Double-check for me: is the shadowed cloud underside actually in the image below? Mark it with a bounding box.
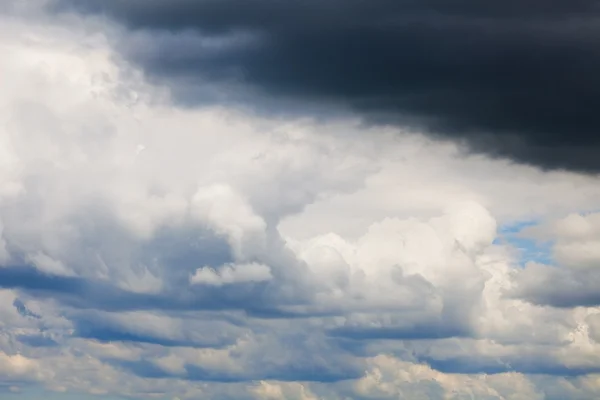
[51,0,600,172]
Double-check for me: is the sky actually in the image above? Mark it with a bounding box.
[1,1,600,399]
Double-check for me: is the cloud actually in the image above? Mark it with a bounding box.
[282,201,499,341]
[355,354,545,400]
[190,262,273,286]
[0,352,40,382]
[12,299,40,320]
[49,0,600,172]
[70,310,242,348]
[250,381,320,400]
[511,212,600,307]
[354,354,600,400]
[16,334,59,348]
[2,6,600,400]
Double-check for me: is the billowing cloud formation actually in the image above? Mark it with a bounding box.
[2,4,600,400]
[49,0,600,172]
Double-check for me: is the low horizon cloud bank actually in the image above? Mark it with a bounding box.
[1,2,600,400]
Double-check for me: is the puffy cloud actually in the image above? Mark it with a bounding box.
[190,263,272,286]
[354,354,544,400]
[282,201,499,342]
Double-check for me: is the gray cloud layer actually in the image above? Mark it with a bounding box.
[51,0,600,172]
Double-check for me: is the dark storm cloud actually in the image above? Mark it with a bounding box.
[50,0,600,172]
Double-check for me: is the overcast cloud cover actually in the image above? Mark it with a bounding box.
[1,1,600,399]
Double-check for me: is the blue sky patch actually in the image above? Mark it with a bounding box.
[495,220,554,266]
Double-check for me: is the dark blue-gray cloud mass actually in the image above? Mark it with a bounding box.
[50,0,600,172]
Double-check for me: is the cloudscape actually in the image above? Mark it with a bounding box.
[1,1,600,399]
